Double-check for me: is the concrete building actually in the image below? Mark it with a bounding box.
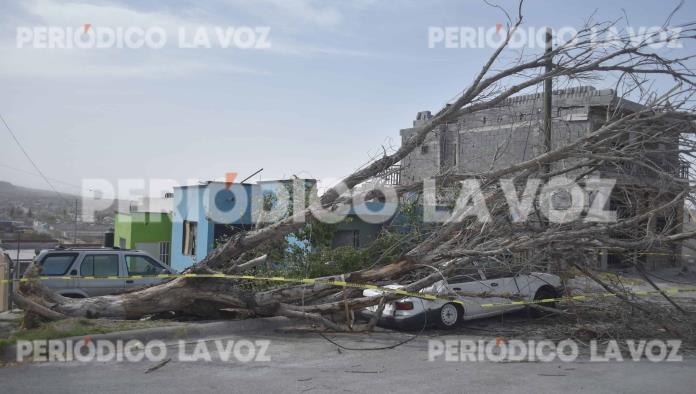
[113,193,174,265]
[170,182,256,270]
[113,212,173,265]
[398,86,686,269]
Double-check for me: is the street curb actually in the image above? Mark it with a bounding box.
[1,317,296,363]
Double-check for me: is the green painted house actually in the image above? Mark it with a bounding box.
[113,212,172,265]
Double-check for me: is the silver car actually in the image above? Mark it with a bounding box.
[361,272,563,330]
[33,247,176,298]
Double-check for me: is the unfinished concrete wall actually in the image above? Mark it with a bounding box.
[399,125,442,185]
[400,86,612,182]
[398,86,684,269]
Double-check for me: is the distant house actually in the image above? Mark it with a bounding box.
[170,180,397,271]
[48,222,112,244]
[0,220,24,234]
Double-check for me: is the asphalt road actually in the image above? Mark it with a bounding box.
[1,319,695,394]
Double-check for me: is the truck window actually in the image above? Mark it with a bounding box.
[80,255,120,277]
[125,255,165,276]
[40,254,78,276]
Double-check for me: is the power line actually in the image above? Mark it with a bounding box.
[0,162,82,190]
[0,112,71,204]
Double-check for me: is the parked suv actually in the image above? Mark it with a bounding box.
[32,247,177,298]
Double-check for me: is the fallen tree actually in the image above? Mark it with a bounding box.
[16,2,696,332]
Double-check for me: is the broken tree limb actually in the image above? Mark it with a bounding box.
[227,254,268,273]
[571,262,683,337]
[528,303,573,316]
[12,292,66,321]
[635,263,689,316]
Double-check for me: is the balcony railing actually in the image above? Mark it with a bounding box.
[378,164,402,185]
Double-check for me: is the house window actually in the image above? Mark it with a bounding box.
[421,145,429,154]
[182,220,197,256]
[159,241,171,265]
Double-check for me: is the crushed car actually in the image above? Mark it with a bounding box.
[360,271,563,330]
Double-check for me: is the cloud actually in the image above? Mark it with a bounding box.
[0,0,382,78]
[222,0,343,28]
[0,46,270,78]
[268,41,378,58]
[0,0,273,78]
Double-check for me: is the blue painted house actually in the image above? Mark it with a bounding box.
[170,180,398,271]
[171,182,256,271]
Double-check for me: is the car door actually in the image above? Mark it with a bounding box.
[480,273,526,314]
[473,261,527,314]
[444,274,502,319]
[447,270,522,318]
[514,272,562,301]
[510,273,536,300]
[124,254,170,290]
[74,253,125,297]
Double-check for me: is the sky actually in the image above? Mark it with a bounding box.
[0,0,694,199]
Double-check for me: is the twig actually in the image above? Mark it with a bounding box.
[145,358,171,374]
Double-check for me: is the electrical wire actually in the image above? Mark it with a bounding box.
[316,300,428,351]
[0,112,70,203]
[0,162,82,190]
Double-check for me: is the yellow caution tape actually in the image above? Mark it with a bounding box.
[4,273,695,309]
[2,273,470,306]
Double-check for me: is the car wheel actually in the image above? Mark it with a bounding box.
[437,303,461,329]
[530,287,557,317]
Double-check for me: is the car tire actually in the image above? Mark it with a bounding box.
[437,303,461,329]
[530,287,557,317]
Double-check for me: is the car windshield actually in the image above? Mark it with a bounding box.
[40,254,77,276]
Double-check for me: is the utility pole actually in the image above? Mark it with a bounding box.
[73,199,78,245]
[16,229,20,263]
[543,27,553,174]
[10,229,21,309]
